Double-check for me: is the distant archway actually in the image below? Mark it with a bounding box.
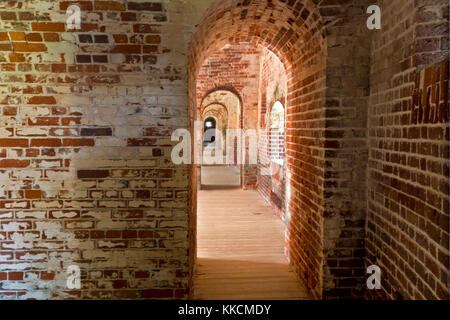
[201,90,241,131]
[203,116,217,146]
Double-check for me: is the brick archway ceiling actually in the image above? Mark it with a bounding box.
[201,91,241,131]
[203,102,229,115]
[201,90,241,115]
[202,103,229,120]
[190,0,325,81]
[200,86,244,111]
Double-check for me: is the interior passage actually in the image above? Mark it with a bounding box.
[193,189,310,300]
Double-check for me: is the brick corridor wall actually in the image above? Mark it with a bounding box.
[196,42,261,188]
[367,0,449,299]
[0,0,209,299]
[320,1,372,299]
[257,48,287,220]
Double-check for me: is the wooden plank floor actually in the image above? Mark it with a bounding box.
[192,189,310,300]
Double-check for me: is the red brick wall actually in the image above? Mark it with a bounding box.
[367,0,449,300]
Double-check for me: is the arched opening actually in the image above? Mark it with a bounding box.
[188,0,327,299]
[199,89,242,189]
[269,101,285,165]
[265,100,287,221]
[201,90,242,163]
[203,116,217,146]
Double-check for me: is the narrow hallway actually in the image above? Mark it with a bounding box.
[192,189,310,300]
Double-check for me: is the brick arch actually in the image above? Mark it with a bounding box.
[202,103,229,128]
[189,0,328,299]
[189,0,327,80]
[201,90,242,130]
[202,105,229,131]
[202,102,229,114]
[200,86,244,113]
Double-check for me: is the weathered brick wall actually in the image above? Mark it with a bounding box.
[367,0,449,299]
[0,0,209,300]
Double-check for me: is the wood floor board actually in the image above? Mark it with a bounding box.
[193,189,311,300]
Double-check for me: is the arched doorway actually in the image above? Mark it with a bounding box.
[268,100,287,219]
[203,116,217,147]
[199,90,243,189]
[188,0,327,299]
